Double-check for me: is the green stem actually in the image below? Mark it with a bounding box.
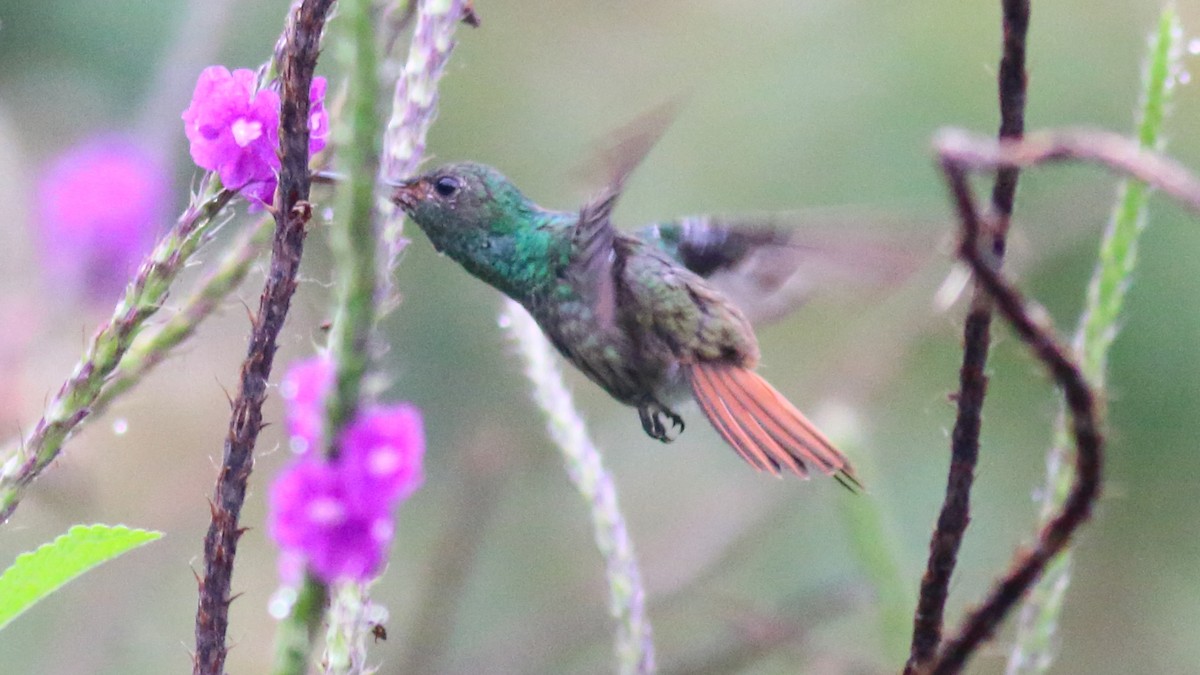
[0,178,232,523]
[269,0,471,668]
[270,0,381,670]
[1007,7,1183,673]
[272,577,327,675]
[93,216,273,418]
[322,0,381,447]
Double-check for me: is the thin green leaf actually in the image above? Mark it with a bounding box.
[0,524,162,631]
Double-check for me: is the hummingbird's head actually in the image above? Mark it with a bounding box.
[390,162,539,239]
[390,162,571,299]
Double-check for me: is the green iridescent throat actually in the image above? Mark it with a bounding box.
[409,164,576,301]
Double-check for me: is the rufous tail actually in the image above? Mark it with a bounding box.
[687,362,861,491]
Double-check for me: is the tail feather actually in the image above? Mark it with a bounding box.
[687,362,861,490]
[710,366,814,476]
[690,364,805,476]
[718,366,845,473]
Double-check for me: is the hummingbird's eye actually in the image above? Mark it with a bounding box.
[433,175,462,198]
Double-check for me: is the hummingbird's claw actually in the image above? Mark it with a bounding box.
[638,402,684,443]
[637,406,662,440]
[670,412,685,435]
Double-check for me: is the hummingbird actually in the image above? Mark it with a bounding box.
[389,116,863,490]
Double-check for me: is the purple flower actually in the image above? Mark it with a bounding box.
[307,76,330,155]
[181,66,328,206]
[270,357,425,584]
[269,456,396,583]
[35,135,168,302]
[340,404,425,505]
[280,356,335,453]
[182,66,280,203]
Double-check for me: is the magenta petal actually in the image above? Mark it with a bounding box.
[182,66,281,194]
[308,76,330,155]
[340,403,426,507]
[182,67,238,161]
[268,457,335,548]
[267,455,394,584]
[230,67,259,93]
[270,355,424,585]
[304,512,392,583]
[181,66,233,129]
[34,135,169,302]
[280,356,335,452]
[242,178,278,209]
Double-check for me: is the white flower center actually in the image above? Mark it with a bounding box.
[367,445,402,476]
[288,436,311,455]
[307,497,345,525]
[371,518,394,543]
[309,112,326,135]
[231,117,263,148]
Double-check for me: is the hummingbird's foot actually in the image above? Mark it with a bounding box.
[638,402,685,443]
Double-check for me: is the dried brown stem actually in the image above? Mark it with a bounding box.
[905,1,1028,671]
[902,128,1200,674]
[916,128,1200,671]
[922,152,1103,675]
[192,2,334,673]
[935,128,1200,215]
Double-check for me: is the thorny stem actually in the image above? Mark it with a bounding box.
[924,152,1103,675]
[934,128,1200,214]
[987,0,1030,247]
[0,180,234,523]
[906,1,1028,671]
[905,125,1200,673]
[192,2,333,674]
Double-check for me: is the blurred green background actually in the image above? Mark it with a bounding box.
[1,1,1199,673]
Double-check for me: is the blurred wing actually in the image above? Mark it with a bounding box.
[572,197,619,326]
[571,100,680,327]
[636,214,931,324]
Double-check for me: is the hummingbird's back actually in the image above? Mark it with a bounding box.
[527,232,759,410]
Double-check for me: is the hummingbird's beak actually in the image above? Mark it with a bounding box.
[389,178,425,212]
